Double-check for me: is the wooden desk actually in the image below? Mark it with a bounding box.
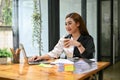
[0,62,110,80]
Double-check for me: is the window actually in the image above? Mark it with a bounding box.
[60,0,81,37]
[18,0,48,57]
[60,0,97,59]
[87,0,97,59]
[0,0,13,48]
[0,0,12,26]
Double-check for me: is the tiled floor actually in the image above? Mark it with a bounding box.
[103,61,120,80]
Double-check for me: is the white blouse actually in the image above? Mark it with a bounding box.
[47,36,74,58]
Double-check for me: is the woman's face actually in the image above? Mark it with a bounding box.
[65,17,80,34]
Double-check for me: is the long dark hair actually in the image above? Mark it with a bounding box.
[65,12,89,36]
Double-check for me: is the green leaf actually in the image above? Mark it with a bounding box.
[0,48,13,57]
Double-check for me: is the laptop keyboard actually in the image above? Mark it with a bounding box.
[28,60,50,65]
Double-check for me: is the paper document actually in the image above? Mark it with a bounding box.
[50,59,74,64]
[39,63,53,68]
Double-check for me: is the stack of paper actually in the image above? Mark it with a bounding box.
[74,59,97,74]
[57,63,64,72]
[50,59,74,64]
[50,59,97,73]
[74,60,91,74]
[51,59,74,72]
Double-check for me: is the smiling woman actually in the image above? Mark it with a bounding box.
[29,13,95,63]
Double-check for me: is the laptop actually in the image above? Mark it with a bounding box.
[19,43,50,65]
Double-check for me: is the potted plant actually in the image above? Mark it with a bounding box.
[0,48,13,64]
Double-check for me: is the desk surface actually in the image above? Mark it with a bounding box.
[0,61,110,80]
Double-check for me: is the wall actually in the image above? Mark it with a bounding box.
[0,27,13,48]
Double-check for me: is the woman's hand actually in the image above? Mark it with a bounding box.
[64,39,85,53]
[63,39,70,48]
[64,39,81,48]
[28,56,42,61]
[28,54,51,61]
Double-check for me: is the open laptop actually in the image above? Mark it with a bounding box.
[19,43,50,65]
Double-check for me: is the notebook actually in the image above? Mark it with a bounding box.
[19,43,50,65]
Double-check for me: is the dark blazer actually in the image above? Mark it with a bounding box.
[65,34,95,59]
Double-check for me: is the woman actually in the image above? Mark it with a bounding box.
[29,12,95,61]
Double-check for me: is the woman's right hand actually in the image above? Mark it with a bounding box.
[28,56,42,61]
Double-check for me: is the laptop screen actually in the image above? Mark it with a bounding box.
[19,43,29,64]
[19,43,50,65]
